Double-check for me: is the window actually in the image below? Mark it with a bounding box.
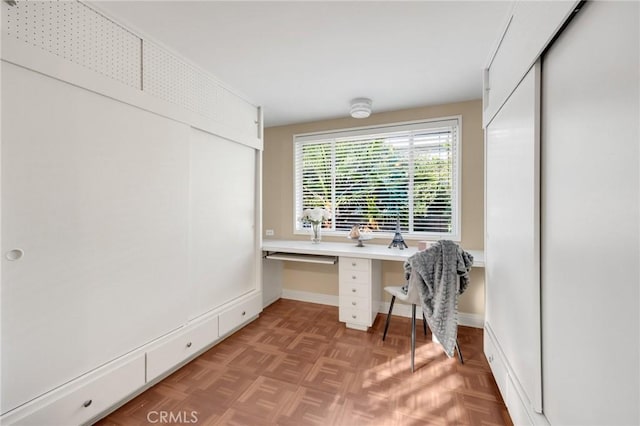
[294,117,460,239]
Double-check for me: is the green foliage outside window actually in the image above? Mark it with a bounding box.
[299,135,453,234]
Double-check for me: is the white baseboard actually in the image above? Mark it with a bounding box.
[281,289,484,328]
[262,292,282,309]
[281,289,339,307]
[378,301,484,328]
[458,312,485,329]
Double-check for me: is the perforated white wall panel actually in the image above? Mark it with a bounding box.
[3,0,142,89]
[2,1,258,143]
[143,40,220,118]
[143,40,256,137]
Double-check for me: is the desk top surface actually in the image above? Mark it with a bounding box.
[262,239,484,267]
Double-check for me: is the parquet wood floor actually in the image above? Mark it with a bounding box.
[95,299,512,426]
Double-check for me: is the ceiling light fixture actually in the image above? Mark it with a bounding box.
[350,98,372,119]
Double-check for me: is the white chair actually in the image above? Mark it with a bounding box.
[382,284,463,372]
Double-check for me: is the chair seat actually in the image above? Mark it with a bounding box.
[384,285,410,302]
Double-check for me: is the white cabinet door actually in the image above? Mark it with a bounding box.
[541,2,639,424]
[1,63,190,414]
[485,63,542,413]
[188,128,258,319]
[483,1,578,126]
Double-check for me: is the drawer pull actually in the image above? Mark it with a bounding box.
[351,262,357,267]
[6,248,24,261]
[488,355,494,363]
[83,399,92,408]
[186,341,192,348]
[352,275,357,280]
[351,301,357,306]
[242,311,246,316]
[351,315,357,319]
[351,288,356,293]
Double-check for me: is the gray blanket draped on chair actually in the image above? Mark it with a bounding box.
[404,240,474,357]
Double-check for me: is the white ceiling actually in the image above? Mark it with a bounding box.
[94,1,511,127]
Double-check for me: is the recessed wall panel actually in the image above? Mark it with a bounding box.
[189,128,257,319]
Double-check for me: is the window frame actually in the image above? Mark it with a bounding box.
[292,116,462,241]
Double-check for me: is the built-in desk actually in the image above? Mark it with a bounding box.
[263,239,484,330]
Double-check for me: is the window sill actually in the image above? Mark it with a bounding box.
[292,230,461,242]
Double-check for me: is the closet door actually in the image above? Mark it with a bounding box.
[1,63,190,413]
[189,128,257,319]
[485,63,542,413]
[541,2,639,424]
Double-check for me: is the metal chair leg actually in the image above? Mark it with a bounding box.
[422,312,428,336]
[455,340,464,364]
[411,304,416,372]
[382,295,395,341]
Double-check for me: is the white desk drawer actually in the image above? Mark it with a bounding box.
[337,256,377,330]
[340,294,370,312]
[339,306,370,325]
[339,257,370,273]
[339,269,370,285]
[219,293,262,337]
[339,282,369,298]
[147,314,219,382]
[4,355,144,426]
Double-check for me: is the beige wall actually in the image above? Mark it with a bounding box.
[263,100,485,316]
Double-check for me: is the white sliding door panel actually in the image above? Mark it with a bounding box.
[485,64,541,412]
[1,63,190,413]
[189,128,256,319]
[541,2,639,424]
[484,0,578,126]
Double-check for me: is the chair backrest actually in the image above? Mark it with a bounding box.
[404,240,470,307]
[405,272,424,305]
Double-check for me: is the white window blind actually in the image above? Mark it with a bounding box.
[294,118,460,238]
